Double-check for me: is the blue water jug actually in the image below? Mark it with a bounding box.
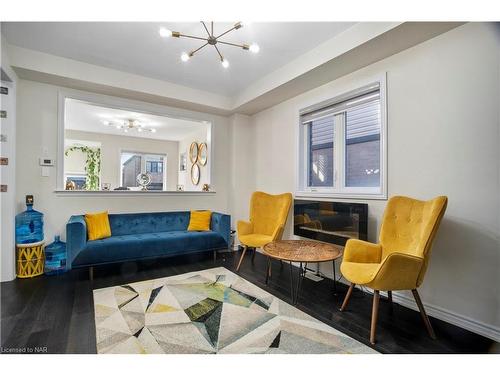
[45,235,67,275]
[15,195,44,244]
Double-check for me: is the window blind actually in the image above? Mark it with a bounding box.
[310,115,334,150]
[300,83,380,124]
[346,98,381,141]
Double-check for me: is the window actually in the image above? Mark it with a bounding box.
[120,152,166,190]
[146,161,163,174]
[64,174,87,190]
[298,78,386,199]
[308,116,334,187]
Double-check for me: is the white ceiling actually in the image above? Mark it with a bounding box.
[65,99,207,141]
[1,22,355,96]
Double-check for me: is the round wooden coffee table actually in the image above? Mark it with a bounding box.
[262,240,343,304]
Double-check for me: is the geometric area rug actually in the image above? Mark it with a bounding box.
[93,267,377,354]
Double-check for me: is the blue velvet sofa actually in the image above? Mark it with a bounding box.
[66,211,230,275]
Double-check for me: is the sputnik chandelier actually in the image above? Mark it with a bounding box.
[103,119,156,134]
[158,22,259,68]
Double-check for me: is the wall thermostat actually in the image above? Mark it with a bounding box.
[39,157,55,166]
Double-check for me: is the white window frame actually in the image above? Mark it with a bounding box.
[119,150,167,190]
[296,73,387,200]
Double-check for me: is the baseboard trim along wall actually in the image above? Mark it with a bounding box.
[390,291,500,343]
[274,249,500,343]
[346,279,500,343]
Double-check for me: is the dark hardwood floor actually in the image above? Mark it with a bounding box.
[1,250,495,354]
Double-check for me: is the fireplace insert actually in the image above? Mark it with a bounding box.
[293,199,368,246]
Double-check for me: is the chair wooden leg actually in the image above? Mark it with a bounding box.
[340,283,355,311]
[265,257,271,284]
[236,245,248,271]
[387,290,393,313]
[370,290,380,345]
[251,247,256,263]
[412,289,437,339]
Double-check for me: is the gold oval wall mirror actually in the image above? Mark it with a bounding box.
[198,142,208,166]
[189,142,199,163]
[191,163,200,185]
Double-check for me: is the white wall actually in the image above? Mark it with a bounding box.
[248,23,500,339]
[1,33,18,282]
[65,129,179,191]
[15,79,231,256]
[228,114,256,227]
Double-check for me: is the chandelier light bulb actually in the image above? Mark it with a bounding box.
[249,43,260,53]
[137,128,143,132]
[151,129,157,133]
[159,27,172,38]
[123,129,128,133]
[221,59,229,68]
[115,125,121,129]
[181,52,190,62]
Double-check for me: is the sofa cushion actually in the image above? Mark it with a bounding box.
[108,212,190,236]
[72,230,226,267]
[85,211,111,240]
[188,210,212,231]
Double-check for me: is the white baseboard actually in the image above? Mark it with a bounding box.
[390,291,500,343]
[341,279,500,343]
[261,249,500,343]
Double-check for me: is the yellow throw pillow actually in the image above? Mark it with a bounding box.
[188,210,212,231]
[85,211,112,241]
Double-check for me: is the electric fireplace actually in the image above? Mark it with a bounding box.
[293,199,368,246]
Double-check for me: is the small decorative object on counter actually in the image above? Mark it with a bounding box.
[15,195,44,244]
[45,235,67,275]
[65,180,76,190]
[202,183,210,192]
[136,173,152,191]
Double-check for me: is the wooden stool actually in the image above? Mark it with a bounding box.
[16,241,45,278]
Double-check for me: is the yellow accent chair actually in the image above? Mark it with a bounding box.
[236,191,293,271]
[339,195,448,344]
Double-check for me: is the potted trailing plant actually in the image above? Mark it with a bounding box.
[65,146,101,190]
